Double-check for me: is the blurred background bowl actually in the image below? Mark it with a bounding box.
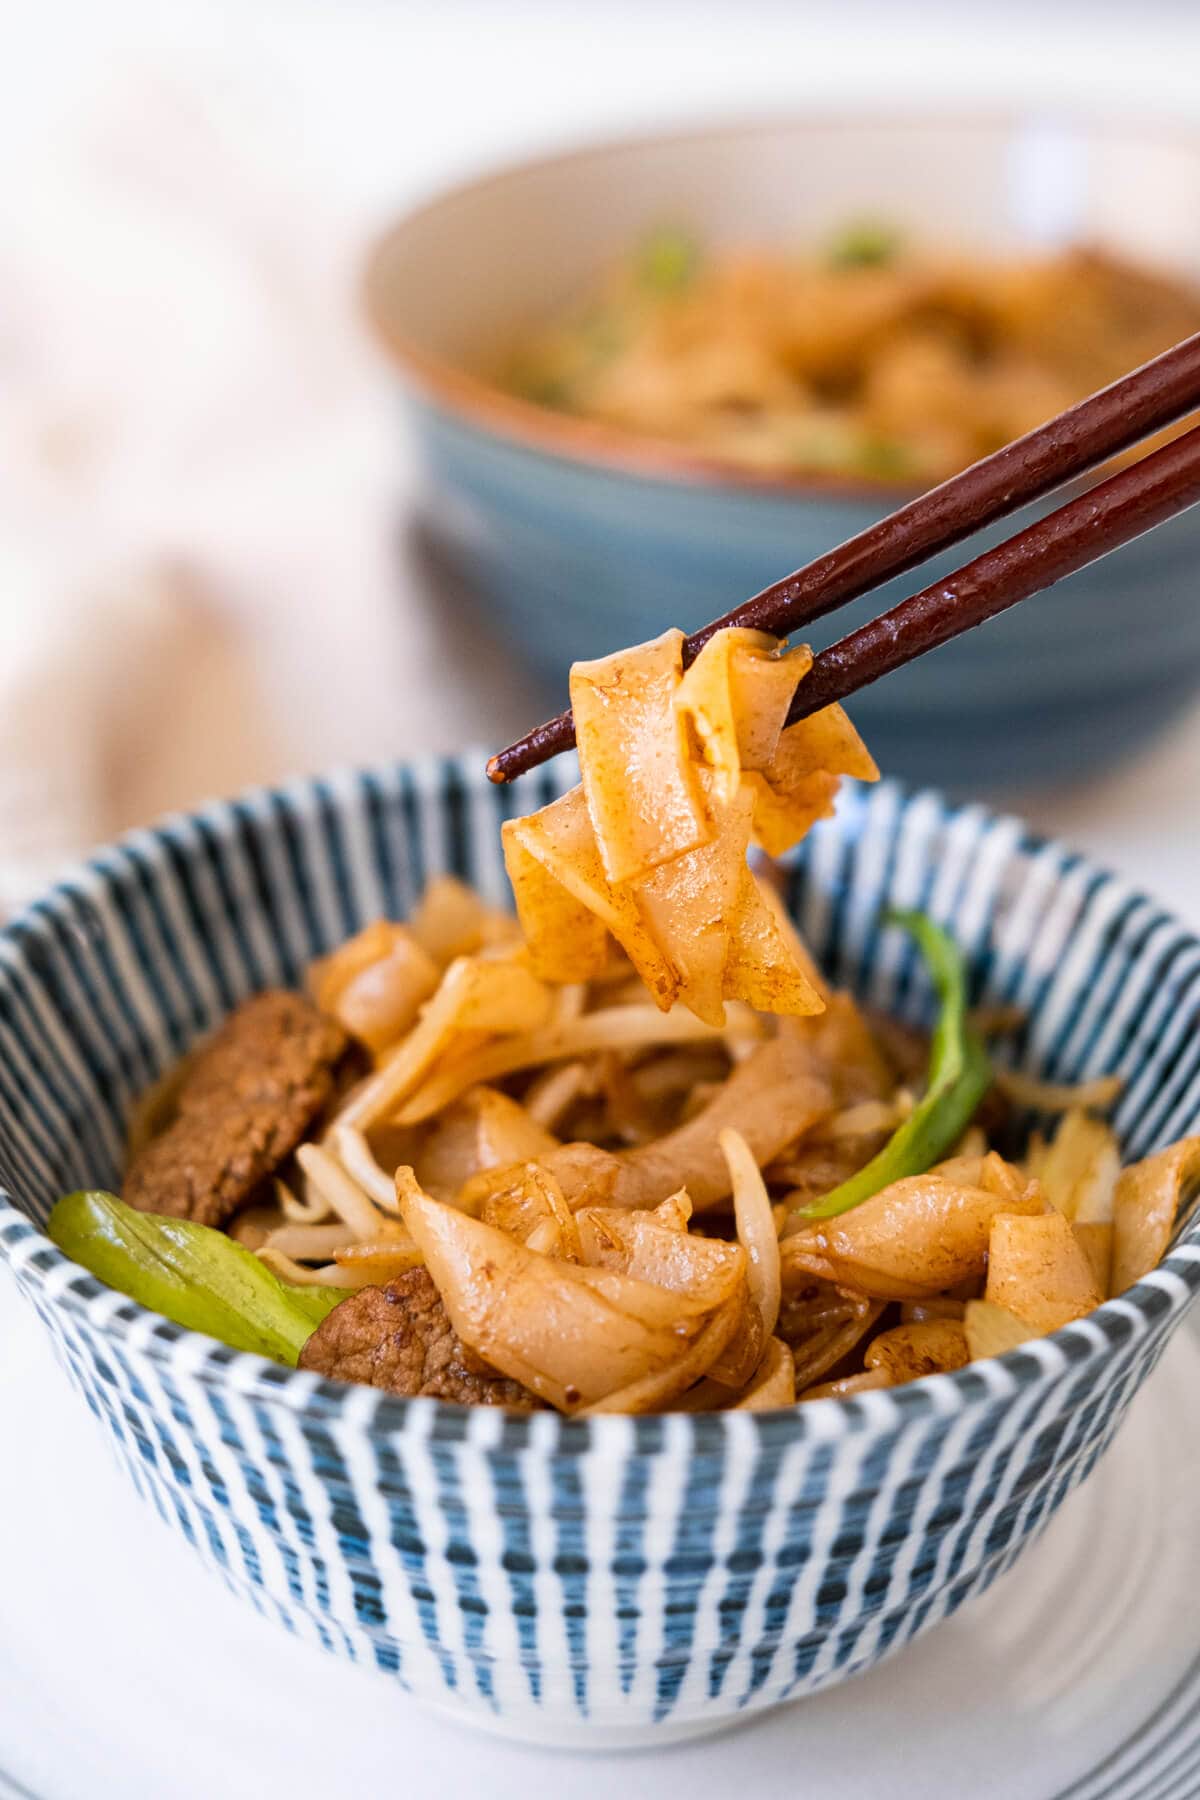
[366,111,1200,795]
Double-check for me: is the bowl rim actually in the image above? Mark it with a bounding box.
[362,103,1200,505]
[1,755,1198,1454]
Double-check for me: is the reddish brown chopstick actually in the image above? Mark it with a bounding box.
[487,332,1200,783]
[786,419,1200,724]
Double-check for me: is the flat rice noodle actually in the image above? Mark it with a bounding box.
[779,702,879,784]
[722,866,826,1018]
[650,1190,693,1232]
[775,1147,881,1210]
[399,1181,707,1411]
[1111,1136,1200,1294]
[459,1142,621,1214]
[575,1205,745,1311]
[415,1086,558,1200]
[594,1052,659,1145]
[1073,1220,1113,1297]
[925,1153,990,1186]
[677,1079,725,1123]
[1028,1108,1120,1223]
[256,1249,362,1289]
[964,1297,1039,1360]
[799,1368,891,1403]
[731,648,813,770]
[612,1037,832,1212]
[722,1126,781,1338]
[504,788,677,1007]
[570,628,709,885]
[576,1294,744,1416]
[401,1168,711,1332]
[863,1319,969,1383]
[501,825,610,983]
[479,1162,582,1262]
[634,781,754,1027]
[273,1173,332,1226]
[308,920,440,1054]
[407,873,519,966]
[985,1209,1103,1332]
[705,1282,766,1387]
[864,1006,930,1088]
[746,769,840,860]
[746,704,879,857]
[779,1280,884,1390]
[781,1152,1045,1300]
[338,954,554,1128]
[674,629,806,801]
[733,1337,797,1410]
[780,992,896,1105]
[397,1001,759,1126]
[553,983,588,1024]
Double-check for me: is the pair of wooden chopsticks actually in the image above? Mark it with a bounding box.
[487,332,1200,784]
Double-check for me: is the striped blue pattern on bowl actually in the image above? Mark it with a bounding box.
[2,759,1199,1748]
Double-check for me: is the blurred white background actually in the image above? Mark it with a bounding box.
[2,0,1199,911]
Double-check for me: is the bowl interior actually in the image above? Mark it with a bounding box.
[2,758,1200,1241]
[370,112,1200,397]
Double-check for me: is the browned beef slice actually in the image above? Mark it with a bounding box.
[123,991,347,1227]
[299,1269,541,1409]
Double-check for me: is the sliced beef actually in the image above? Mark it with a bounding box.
[299,1268,541,1409]
[123,990,347,1228]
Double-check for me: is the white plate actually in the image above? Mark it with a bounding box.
[1,1265,1198,1800]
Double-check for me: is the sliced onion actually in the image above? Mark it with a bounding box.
[721,1126,780,1338]
[733,1338,796,1410]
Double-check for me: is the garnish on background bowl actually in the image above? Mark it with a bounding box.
[502,225,1200,483]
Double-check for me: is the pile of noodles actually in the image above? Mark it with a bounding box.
[502,234,1200,483]
[227,628,1199,1414]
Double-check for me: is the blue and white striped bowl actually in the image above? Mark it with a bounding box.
[2,758,1199,1749]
